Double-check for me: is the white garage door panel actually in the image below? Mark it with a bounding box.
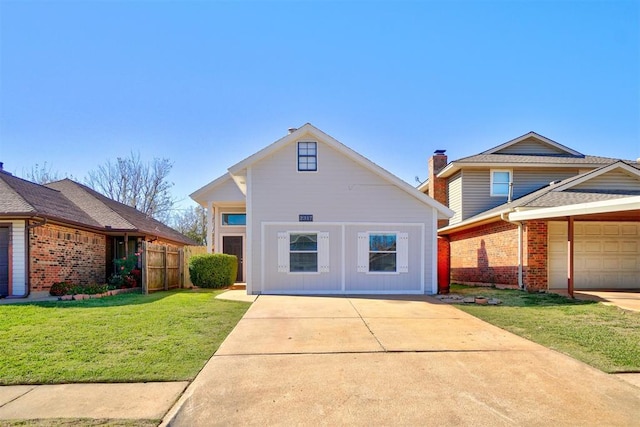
[548,221,640,290]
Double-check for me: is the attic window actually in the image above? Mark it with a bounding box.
[298,142,317,171]
[491,169,512,197]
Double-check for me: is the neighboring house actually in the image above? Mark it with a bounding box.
[0,167,195,298]
[191,123,453,295]
[420,132,640,294]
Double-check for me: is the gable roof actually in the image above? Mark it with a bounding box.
[225,123,453,219]
[437,132,627,178]
[47,179,195,245]
[0,171,101,227]
[481,132,583,156]
[439,161,640,234]
[0,171,194,245]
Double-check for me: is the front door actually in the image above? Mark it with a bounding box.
[223,236,243,282]
[0,227,9,297]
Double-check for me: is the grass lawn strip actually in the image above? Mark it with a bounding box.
[450,284,640,373]
[0,290,250,385]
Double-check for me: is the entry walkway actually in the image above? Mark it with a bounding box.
[163,295,640,426]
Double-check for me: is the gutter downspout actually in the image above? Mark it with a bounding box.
[500,211,525,290]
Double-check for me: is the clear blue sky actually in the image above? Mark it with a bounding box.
[1,0,639,211]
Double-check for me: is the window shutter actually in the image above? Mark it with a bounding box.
[357,232,369,273]
[318,232,330,273]
[397,232,409,273]
[277,232,289,273]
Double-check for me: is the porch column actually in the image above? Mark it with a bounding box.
[567,216,574,298]
[124,233,129,257]
[206,201,214,254]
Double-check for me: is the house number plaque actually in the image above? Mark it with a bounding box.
[299,214,313,222]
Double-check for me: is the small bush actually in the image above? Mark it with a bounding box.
[189,253,238,288]
[49,282,73,296]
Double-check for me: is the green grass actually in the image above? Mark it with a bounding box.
[0,289,250,385]
[449,284,640,373]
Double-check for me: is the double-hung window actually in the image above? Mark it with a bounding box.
[368,234,397,272]
[491,169,512,197]
[298,142,317,171]
[289,233,318,272]
[278,231,330,273]
[357,232,409,273]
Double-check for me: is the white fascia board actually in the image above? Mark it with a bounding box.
[438,209,511,235]
[508,196,640,221]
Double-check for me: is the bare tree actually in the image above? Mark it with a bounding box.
[171,205,206,245]
[23,162,62,184]
[86,152,176,221]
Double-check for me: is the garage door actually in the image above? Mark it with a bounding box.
[548,221,640,289]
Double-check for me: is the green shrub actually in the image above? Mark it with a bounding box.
[189,253,238,288]
[49,282,73,296]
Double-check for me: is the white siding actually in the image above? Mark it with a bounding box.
[10,220,27,296]
[249,135,437,294]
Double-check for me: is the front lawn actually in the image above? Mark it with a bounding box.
[0,289,250,385]
[449,284,640,373]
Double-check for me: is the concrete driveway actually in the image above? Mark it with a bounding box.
[164,295,640,426]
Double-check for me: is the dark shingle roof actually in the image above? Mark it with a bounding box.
[0,172,194,245]
[0,171,101,226]
[47,180,195,245]
[454,153,623,166]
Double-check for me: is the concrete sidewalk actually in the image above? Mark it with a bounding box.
[164,295,640,426]
[0,382,188,422]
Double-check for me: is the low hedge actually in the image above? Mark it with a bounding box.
[189,253,238,288]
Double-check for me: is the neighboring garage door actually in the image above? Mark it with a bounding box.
[548,221,640,289]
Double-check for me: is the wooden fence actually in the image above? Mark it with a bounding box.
[140,243,207,293]
[183,245,207,288]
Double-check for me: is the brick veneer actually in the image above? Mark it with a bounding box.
[522,220,548,291]
[447,219,549,291]
[449,221,520,287]
[29,223,106,292]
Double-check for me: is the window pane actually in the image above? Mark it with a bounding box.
[298,142,317,171]
[369,234,396,252]
[290,252,318,272]
[222,214,246,226]
[493,183,509,195]
[290,233,317,251]
[369,253,397,272]
[493,171,510,183]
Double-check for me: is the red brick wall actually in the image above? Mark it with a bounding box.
[448,221,520,287]
[437,237,450,293]
[428,153,448,228]
[29,223,106,292]
[523,220,548,291]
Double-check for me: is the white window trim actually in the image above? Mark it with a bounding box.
[221,212,247,227]
[277,231,329,274]
[490,169,512,197]
[358,232,408,275]
[297,141,318,173]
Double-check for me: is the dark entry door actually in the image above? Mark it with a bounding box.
[0,227,9,297]
[222,236,243,282]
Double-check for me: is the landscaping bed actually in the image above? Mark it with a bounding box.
[449,284,640,373]
[0,289,251,385]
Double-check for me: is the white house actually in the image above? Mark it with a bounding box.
[190,124,453,295]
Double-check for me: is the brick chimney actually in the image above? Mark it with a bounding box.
[428,150,448,206]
